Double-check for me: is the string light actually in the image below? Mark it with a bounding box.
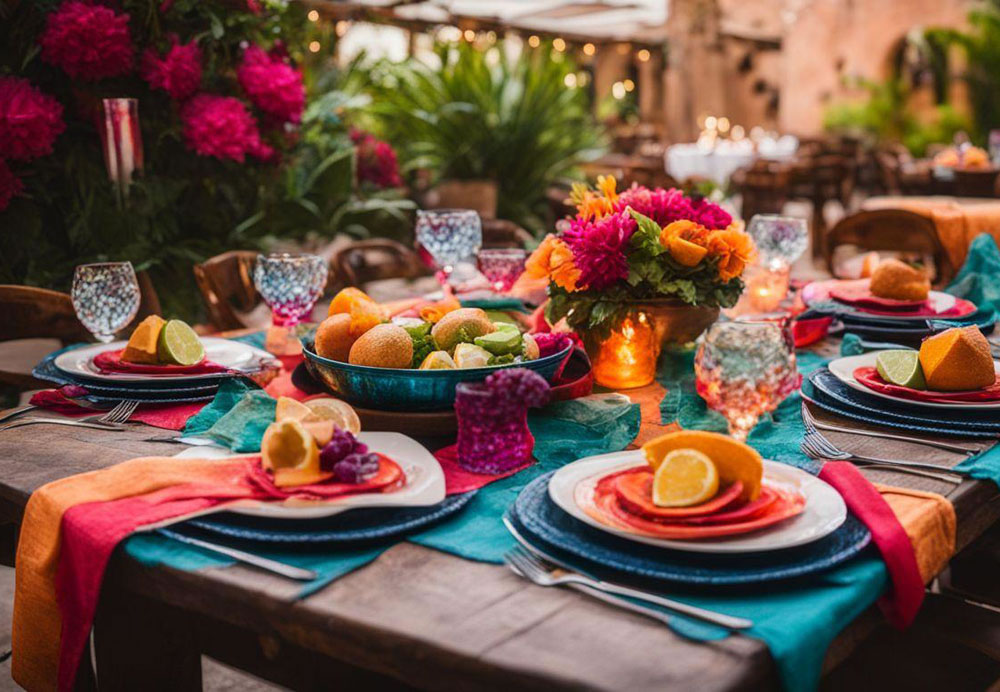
[527,35,540,48]
[463,29,476,42]
[564,73,578,88]
[637,48,651,62]
[583,42,596,56]
[335,21,349,37]
[705,115,718,129]
[612,81,626,99]
[308,40,321,52]
[307,9,319,21]
[553,37,566,52]
[731,125,746,140]
[718,117,731,133]
[623,78,635,92]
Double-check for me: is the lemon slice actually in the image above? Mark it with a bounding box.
[651,448,719,508]
[303,397,361,434]
[156,319,205,365]
[454,343,492,368]
[419,350,457,370]
[261,420,319,471]
[275,396,315,422]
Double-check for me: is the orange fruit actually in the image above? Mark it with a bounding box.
[869,258,929,301]
[260,420,325,487]
[642,430,762,502]
[918,326,995,391]
[349,299,386,338]
[122,315,166,364]
[304,397,361,434]
[314,313,356,362]
[651,448,719,507]
[328,287,374,317]
[668,237,708,267]
[419,297,461,324]
[348,323,413,368]
[275,396,314,423]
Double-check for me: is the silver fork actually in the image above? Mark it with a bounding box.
[503,547,752,630]
[801,402,979,456]
[0,399,140,432]
[801,431,965,482]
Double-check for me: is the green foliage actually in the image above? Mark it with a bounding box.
[926,1,1000,145]
[364,40,606,233]
[0,0,411,320]
[822,77,971,156]
[409,331,436,368]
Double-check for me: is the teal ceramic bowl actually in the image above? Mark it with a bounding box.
[300,338,572,411]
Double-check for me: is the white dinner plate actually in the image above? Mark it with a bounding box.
[548,451,846,554]
[828,353,1000,411]
[802,279,958,321]
[172,432,446,518]
[54,337,276,383]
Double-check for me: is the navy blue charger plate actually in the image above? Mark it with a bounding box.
[178,491,476,544]
[807,369,1000,437]
[509,472,872,585]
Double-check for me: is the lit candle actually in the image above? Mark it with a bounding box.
[590,313,659,389]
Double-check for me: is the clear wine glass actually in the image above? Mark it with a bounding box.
[477,248,527,292]
[746,215,808,265]
[253,253,328,327]
[71,262,141,343]
[694,321,799,441]
[415,209,482,278]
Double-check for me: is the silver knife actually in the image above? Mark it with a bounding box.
[155,528,317,581]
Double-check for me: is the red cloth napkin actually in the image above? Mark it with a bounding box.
[818,461,924,628]
[793,316,833,348]
[434,444,533,494]
[29,388,206,430]
[829,283,929,311]
[92,348,229,375]
[854,367,1000,403]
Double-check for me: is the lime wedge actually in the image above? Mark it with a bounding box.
[157,319,205,365]
[875,350,925,389]
[474,330,522,356]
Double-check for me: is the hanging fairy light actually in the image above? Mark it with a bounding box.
[637,48,651,62]
[553,37,566,52]
[335,21,350,37]
[527,35,541,48]
[308,40,321,52]
[612,81,627,99]
[564,73,578,87]
[307,9,319,22]
[463,29,476,42]
[583,42,596,56]
[623,78,635,92]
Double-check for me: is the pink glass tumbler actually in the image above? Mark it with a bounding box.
[455,382,534,474]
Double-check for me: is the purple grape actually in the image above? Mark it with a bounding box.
[319,429,360,472]
[485,368,550,408]
[332,452,380,484]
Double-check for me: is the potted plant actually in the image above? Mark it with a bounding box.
[526,176,754,388]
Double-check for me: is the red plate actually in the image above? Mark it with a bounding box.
[613,469,743,519]
[830,282,928,310]
[854,366,1000,403]
[93,348,228,375]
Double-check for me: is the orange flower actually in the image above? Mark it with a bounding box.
[707,229,756,281]
[659,220,710,248]
[525,234,582,291]
[569,175,619,221]
[596,174,618,203]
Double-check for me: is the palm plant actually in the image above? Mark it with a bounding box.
[368,41,606,233]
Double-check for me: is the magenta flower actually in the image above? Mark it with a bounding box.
[142,36,202,102]
[562,211,636,291]
[352,129,402,188]
[40,1,134,80]
[0,76,65,162]
[180,94,270,163]
[615,185,732,230]
[0,160,23,211]
[237,45,305,124]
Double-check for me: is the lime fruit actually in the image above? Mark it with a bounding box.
[157,319,205,365]
[875,349,926,389]
[474,330,522,356]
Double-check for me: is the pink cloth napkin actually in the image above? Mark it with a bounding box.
[818,461,925,628]
[434,444,533,494]
[92,348,228,374]
[29,389,205,430]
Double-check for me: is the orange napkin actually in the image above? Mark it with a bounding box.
[876,484,956,583]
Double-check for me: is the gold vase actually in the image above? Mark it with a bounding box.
[582,300,720,389]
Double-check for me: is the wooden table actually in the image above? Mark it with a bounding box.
[1,383,998,690]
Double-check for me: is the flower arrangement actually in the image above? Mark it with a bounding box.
[528,176,755,338]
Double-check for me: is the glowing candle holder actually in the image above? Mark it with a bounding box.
[588,313,659,389]
[724,258,790,317]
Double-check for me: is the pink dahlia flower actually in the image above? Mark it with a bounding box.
[0,160,23,211]
[352,129,402,188]
[237,45,305,124]
[180,94,270,163]
[40,1,134,80]
[616,185,732,230]
[0,76,66,161]
[562,211,636,291]
[142,36,202,102]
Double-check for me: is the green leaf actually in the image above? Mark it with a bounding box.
[628,208,666,256]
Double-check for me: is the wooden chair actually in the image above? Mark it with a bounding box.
[331,239,429,289]
[193,251,261,332]
[0,285,92,389]
[953,168,1000,198]
[482,219,534,249]
[824,209,954,286]
[733,160,791,220]
[790,154,853,257]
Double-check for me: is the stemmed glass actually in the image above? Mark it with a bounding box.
[415,209,482,280]
[746,215,808,265]
[477,248,527,292]
[253,253,328,327]
[71,262,141,343]
[694,321,799,441]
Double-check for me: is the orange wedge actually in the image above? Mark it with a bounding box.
[651,448,719,507]
[349,299,386,338]
[919,326,995,391]
[328,287,374,317]
[275,396,314,423]
[668,237,708,267]
[304,397,361,434]
[642,430,762,502]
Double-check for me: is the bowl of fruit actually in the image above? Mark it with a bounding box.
[301,295,571,411]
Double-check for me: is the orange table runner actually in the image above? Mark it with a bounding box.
[862,196,1000,270]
